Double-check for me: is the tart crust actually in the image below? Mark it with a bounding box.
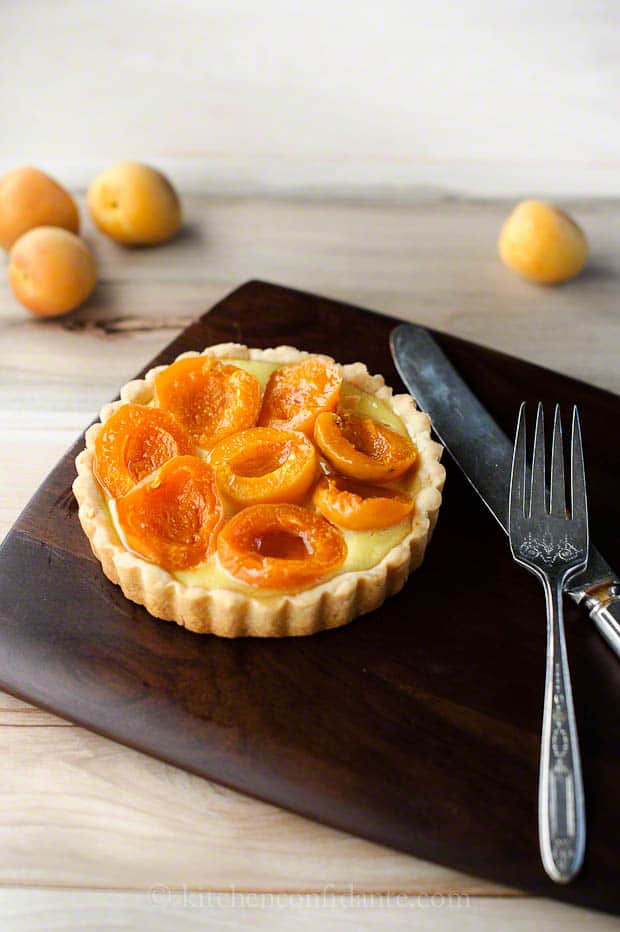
[73,344,445,637]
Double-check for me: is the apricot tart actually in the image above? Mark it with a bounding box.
[73,344,445,637]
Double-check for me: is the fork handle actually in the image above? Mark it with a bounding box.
[539,578,586,884]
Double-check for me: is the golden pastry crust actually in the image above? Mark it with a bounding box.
[73,343,445,637]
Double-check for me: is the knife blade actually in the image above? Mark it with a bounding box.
[391,322,620,659]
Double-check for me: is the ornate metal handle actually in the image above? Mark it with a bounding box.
[539,578,586,883]
[587,589,620,659]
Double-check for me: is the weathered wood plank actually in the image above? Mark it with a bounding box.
[1,198,619,409]
[0,197,618,920]
[0,888,616,932]
[3,0,620,198]
[0,726,508,894]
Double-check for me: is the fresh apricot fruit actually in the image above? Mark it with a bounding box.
[313,475,413,530]
[8,227,96,317]
[0,166,79,251]
[87,162,182,245]
[218,503,346,589]
[117,456,223,571]
[314,412,416,482]
[498,200,588,284]
[210,427,318,506]
[155,357,262,449]
[94,403,194,499]
[258,356,342,435]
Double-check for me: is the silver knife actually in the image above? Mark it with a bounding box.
[391,323,620,659]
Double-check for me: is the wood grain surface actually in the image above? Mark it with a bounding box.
[0,280,618,918]
[3,889,620,932]
[4,2,620,198]
[1,195,619,930]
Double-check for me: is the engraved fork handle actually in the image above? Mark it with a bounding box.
[539,575,586,883]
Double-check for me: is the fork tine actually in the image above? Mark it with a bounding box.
[549,405,566,517]
[530,402,547,516]
[509,402,527,523]
[571,406,588,524]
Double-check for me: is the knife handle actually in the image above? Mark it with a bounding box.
[585,587,620,659]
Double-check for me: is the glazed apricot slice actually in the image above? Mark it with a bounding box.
[94,403,194,499]
[314,412,416,482]
[258,356,342,435]
[116,456,224,572]
[313,475,413,531]
[154,357,261,449]
[209,427,318,506]
[218,504,346,589]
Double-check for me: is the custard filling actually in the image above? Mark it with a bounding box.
[101,358,417,597]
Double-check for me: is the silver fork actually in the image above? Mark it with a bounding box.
[508,403,589,884]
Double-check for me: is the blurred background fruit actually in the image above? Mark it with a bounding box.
[0,166,79,251]
[8,226,97,317]
[87,162,182,246]
[498,200,588,284]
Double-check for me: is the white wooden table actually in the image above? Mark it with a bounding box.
[0,195,618,931]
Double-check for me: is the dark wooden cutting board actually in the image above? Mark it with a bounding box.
[0,280,619,913]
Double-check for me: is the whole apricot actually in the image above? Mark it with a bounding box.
[0,166,79,251]
[87,162,182,245]
[498,200,588,284]
[9,227,97,317]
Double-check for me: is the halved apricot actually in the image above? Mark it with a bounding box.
[209,427,318,506]
[94,403,194,498]
[155,357,261,449]
[217,504,346,589]
[313,475,414,530]
[258,356,342,435]
[116,456,223,571]
[314,412,416,482]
